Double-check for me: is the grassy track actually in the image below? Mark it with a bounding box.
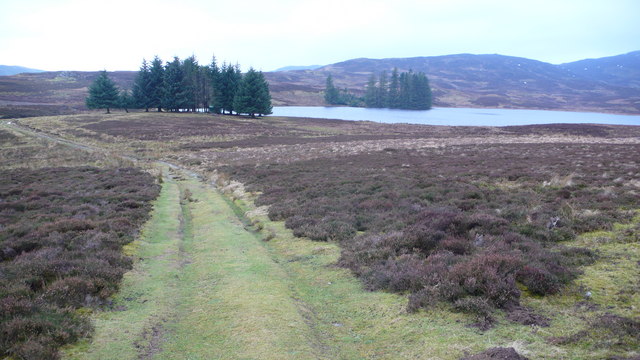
[63,168,186,359]
[62,165,640,359]
[63,169,328,359]
[55,167,558,359]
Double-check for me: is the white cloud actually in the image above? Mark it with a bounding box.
[0,0,638,71]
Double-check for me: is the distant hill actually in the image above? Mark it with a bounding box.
[0,65,45,76]
[266,52,640,113]
[0,70,135,117]
[273,65,323,72]
[1,52,639,117]
[560,51,640,88]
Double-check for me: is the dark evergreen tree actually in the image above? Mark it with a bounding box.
[132,59,152,111]
[409,72,432,110]
[388,68,400,109]
[148,56,165,112]
[196,63,210,111]
[371,69,434,110]
[254,70,273,116]
[162,57,186,112]
[209,56,223,113]
[219,63,241,114]
[324,74,341,105]
[378,71,388,108]
[364,73,378,107]
[182,55,198,111]
[399,71,411,109]
[233,68,272,117]
[127,53,279,116]
[118,89,135,113]
[85,70,119,114]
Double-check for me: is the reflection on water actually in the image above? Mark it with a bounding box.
[271,106,640,126]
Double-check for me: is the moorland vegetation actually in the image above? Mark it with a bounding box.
[3,108,639,359]
[223,142,639,326]
[0,128,159,358]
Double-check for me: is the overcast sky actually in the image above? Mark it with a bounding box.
[1,0,638,72]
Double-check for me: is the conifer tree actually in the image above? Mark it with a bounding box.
[182,55,198,111]
[132,59,152,111]
[162,57,186,112]
[378,71,388,108]
[399,71,411,109]
[118,89,135,113]
[196,64,210,111]
[410,72,432,110]
[233,68,272,117]
[388,68,400,108]
[148,56,165,112]
[219,63,241,114]
[364,73,378,107]
[254,70,273,116]
[324,74,340,105]
[209,56,223,113]
[86,70,119,114]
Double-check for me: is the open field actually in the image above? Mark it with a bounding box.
[2,112,639,359]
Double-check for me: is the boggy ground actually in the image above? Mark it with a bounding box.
[10,112,640,359]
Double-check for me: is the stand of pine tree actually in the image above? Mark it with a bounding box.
[88,55,272,116]
[325,68,432,110]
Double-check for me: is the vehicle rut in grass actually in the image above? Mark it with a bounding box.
[64,168,333,359]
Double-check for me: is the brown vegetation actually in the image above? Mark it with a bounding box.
[221,142,639,325]
[10,112,640,358]
[0,167,159,359]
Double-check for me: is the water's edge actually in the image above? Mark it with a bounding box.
[272,106,640,126]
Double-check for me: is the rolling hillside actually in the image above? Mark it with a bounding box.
[267,51,640,113]
[1,52,639,117]
[0,65,45,76]
[559,50,640,88]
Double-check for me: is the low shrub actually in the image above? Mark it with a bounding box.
[223,142,640,320]
[516,266,560,295]
[453,297,493,325]
[0,167,159,358]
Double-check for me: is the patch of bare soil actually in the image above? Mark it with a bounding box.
[461,347,529,360]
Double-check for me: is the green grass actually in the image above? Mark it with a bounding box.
[63,168,323,359]
[62,167,185,359]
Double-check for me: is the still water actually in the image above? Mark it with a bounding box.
[271,106,640,126]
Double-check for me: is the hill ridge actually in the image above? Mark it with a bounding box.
[266,51,640,113]
[0,52,638,115]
